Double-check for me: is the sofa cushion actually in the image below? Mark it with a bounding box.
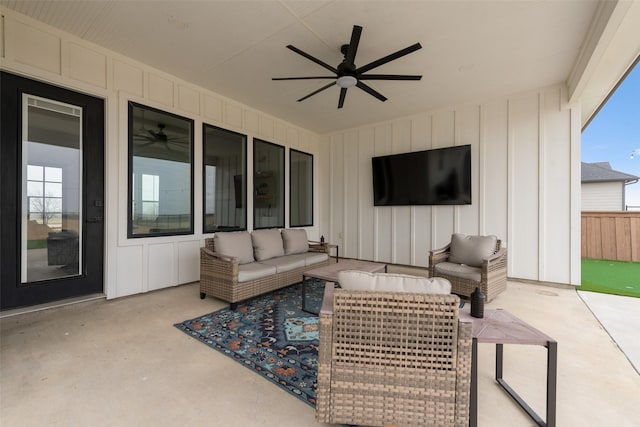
[286,252,330,266]
[338,270,451,294]
[237,263,278,283]
[214,231,255,265]
[257,256,306,273]
[281,229,309,255]
[448,233,497,267]
[434,262,482,282]
[251,229,285,261]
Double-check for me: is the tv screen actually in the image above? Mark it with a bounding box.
[372,145,471,206]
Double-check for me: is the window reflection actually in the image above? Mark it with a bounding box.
[290,149,313,227]
[254,139,284,229]
[23,95,82,282]
[128,102,193,237]
[203,125,247,232]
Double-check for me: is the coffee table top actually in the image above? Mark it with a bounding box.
[303,259,386,283]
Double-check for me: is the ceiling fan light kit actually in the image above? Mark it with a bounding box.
[336,75,357,88]
[273,25,422,108]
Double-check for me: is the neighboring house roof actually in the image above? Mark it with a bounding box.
[581,162,639,183]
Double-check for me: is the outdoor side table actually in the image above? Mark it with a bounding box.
[461,308,557,427]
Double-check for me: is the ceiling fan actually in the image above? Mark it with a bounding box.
[133,123,187,153]
[273,25,422,108]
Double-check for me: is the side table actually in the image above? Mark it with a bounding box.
[461,308,557,427]
[324,243,339,262]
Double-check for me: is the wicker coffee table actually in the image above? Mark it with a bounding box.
[301,259,387,314]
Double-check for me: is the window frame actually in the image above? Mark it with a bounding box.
[127,101,194,238]
[289,148,314,227]
[253,138,285,230]
[202,123,248,233]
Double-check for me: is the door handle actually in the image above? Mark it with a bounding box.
[86,216,103,223]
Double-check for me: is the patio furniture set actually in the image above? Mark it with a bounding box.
[199,229,555,427]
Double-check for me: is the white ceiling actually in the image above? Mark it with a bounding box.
[1,0,636,134]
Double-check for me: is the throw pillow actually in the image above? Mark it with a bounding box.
[281,229,309,255]
[338,270,451,294]
[213,231,255,265]
[251,229,285,261]
[448,233,497,267]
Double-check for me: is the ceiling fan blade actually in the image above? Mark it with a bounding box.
[137,141,157,147]
[359,74,422,81]
[272,76,336,80]
[297,81,336,102]
[345,25,362,65]
[286,45,338,74]
[338,88,348,109]
[356,81,387,102]
[356,43,422,74]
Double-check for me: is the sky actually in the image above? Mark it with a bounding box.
[581,61,640,208]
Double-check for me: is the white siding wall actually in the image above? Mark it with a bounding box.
[1,10,322,299]
[320,88,581,285]
[582,182,624,210]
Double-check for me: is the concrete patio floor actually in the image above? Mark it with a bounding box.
[1,279,639,426]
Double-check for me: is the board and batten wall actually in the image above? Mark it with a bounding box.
[319,86,581,285]
[0,9,322,299]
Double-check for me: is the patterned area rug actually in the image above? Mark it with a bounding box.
[174,280,326,407]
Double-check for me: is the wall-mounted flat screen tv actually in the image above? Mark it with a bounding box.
[372,145,471,206]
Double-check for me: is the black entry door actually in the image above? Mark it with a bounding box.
[1,72,105,310]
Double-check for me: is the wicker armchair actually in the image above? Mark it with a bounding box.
[316,285,472,427]
[428,234,507,302]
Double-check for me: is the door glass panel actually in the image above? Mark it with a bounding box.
[21,94,82,283]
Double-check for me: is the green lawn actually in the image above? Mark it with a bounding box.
[27,239,47,249]
[581,259,640,298]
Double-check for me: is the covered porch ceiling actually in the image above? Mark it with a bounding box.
[1,0,638,134]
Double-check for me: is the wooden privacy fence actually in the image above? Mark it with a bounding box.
[581,211,640,262]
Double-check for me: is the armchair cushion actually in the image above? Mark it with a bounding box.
[449,233,497,267]
[251,229,285,261]
[434,262,482,282]
[281,229,309,255]
[338,270,451,294]
[214,231,255,265]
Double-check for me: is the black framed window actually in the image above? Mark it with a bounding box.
[203,124,247,233]
[128,102,193,237]
[253,139,284,229]
[289,149,313,227]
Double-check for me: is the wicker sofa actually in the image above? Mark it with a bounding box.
[199,228,331,308]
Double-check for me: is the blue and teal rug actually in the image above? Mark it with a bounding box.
[174,280,326,407]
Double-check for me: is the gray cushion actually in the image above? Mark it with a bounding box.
[338,270,451,294]
[281,229,309,255]
[251,229,285,261]
[448,233,497,267]
[257,256,306,273]
[285,252,329,266]
[237,263,277,282]
[434,262,482,282]
[214,231,255,265]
